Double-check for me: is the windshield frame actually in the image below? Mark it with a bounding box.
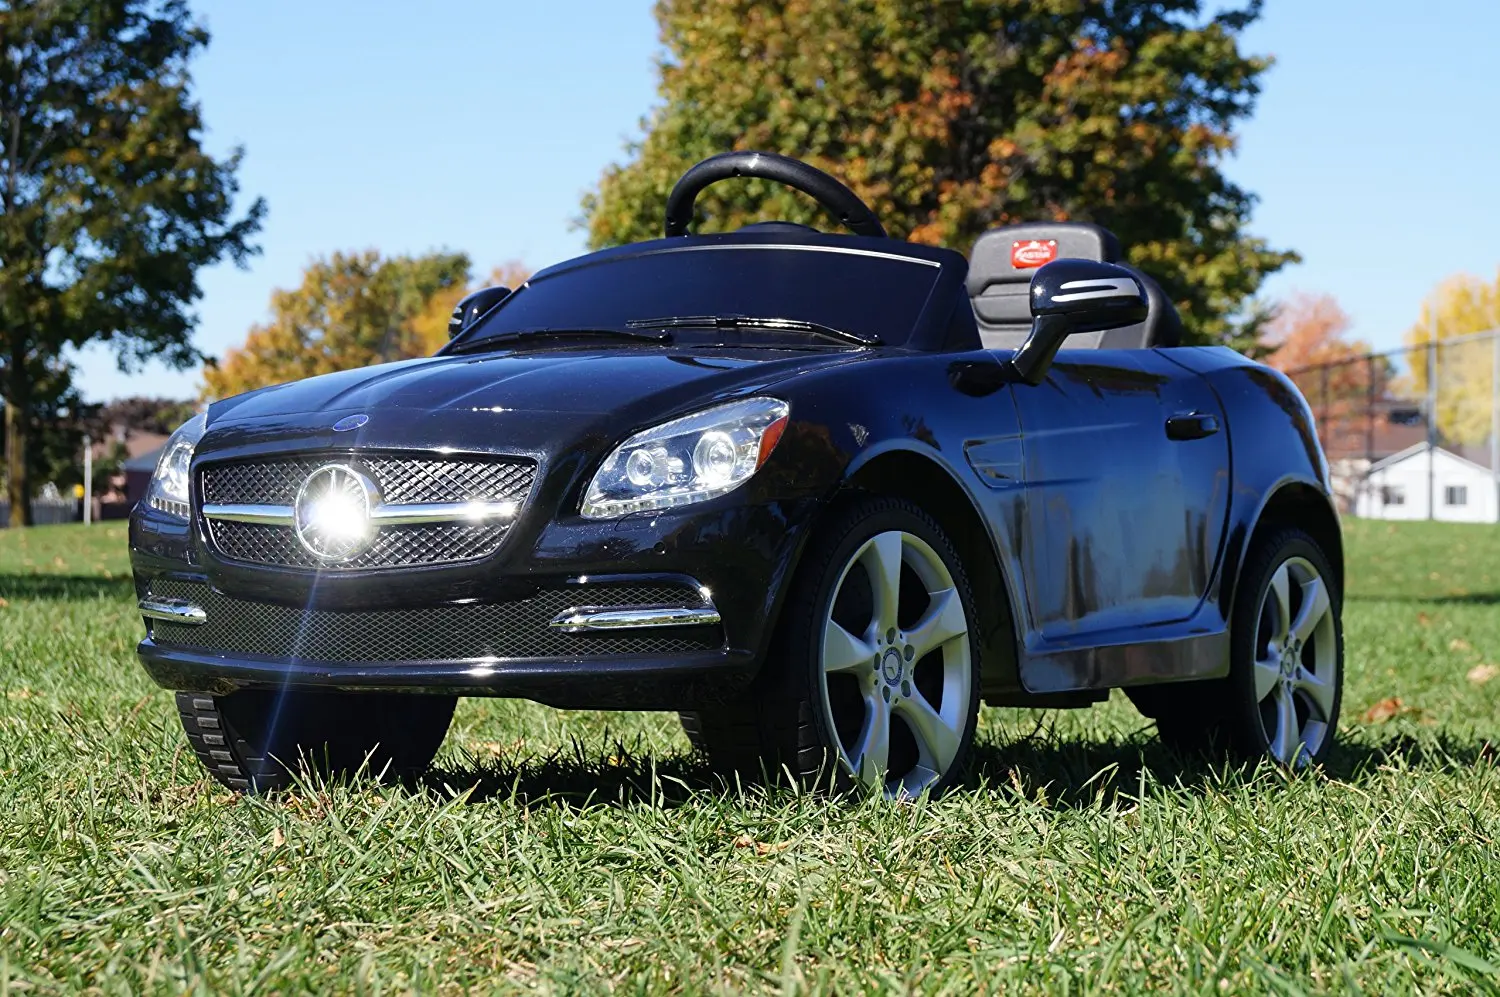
[442,234,969,355]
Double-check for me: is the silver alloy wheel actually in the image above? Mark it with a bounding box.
[1253,555,1338,766]
[818,530,973,797]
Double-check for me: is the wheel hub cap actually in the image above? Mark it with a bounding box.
[881,647,904,685]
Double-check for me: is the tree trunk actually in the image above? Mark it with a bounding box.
[4,362,32,528]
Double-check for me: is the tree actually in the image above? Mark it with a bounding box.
[201,254,531,399]
[0,0,264,524]
[1260,293,1386,458]
[92,396,199,438]
[401,260,533,362]
[583,0,1294,349]
[0,357,93,496]
[1403,273,1500,447]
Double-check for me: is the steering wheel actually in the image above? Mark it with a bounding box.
[663,151,887,239]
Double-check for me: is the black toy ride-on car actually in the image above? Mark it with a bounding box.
[132,151,1343,797]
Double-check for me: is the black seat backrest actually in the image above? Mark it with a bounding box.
[967,222,1182,349]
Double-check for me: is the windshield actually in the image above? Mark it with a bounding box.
[451,244,943,350]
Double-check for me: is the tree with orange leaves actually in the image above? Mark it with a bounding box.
[582,0,1295,350]
[1260,293,1387,459]
[201,255,530,400]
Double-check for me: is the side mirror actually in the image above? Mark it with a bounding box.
[447,286,514,339]
[1006,259,1148,385]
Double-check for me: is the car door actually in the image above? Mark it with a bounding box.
[1010,348,1230,641]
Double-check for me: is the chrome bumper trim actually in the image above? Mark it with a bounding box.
[548,605,723,633]
[139,597,208,626]
[369,500,519,525]
[200,500,518,527]
[201,503,294,525]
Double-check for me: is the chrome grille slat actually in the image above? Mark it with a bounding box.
[199,455,535,570]
[147,579,717,660]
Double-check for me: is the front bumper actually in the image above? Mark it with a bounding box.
[129,493,817,710]
[136,641,758,711]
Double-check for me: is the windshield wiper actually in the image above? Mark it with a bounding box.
[625,314,882,347]
[449,326,672,354]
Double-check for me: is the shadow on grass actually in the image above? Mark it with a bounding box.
[419,727,1495,811]
[423,741,715,809]
[950,727,1496,809]
[1347,591,1500,606]
[0,572,133,601]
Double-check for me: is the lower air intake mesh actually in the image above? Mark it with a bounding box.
[147,579,718,661]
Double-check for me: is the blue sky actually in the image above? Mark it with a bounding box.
[71,0,1500,401]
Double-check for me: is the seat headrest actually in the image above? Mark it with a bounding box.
[967,222,1122,298]
[967,221,1181,349]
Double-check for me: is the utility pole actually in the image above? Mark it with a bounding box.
[82,435,92,526]
[1492,328,1499,524]
[1426,322,1438,522]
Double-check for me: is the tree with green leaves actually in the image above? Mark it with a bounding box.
[202,251,475,400]
[584,0,1293,349]
[0,0,264,525]
[0,357,93,498]
[91,396,199,439]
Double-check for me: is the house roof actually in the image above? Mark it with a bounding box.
[122,445,164,473]
[1366,441,1496,475]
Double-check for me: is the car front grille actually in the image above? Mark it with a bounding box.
[146,579,720,661]
[198,454,536,570]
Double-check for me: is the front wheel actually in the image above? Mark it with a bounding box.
[176,690,456,793]
[682,497,982,797]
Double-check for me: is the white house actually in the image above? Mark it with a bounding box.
[1352,443,1499,523]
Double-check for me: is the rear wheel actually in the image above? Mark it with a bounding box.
[1149,527,1343,766]
[176,690,456,793]
[681,497,981,797]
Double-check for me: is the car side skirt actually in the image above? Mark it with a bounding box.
[1018,627,1231,695]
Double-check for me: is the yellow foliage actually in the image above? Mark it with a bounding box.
[202,254,530,401]
[1403,273,1500,446]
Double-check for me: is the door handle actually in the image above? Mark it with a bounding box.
[1165,412,1220,441]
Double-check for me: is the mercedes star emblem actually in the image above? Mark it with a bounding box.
[293,464,380,562]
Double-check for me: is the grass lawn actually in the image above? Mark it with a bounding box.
[1,518,1497,994]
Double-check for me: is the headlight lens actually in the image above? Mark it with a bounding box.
[146,413,206,519]
[581,397,789,519]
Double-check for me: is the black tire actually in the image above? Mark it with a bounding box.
[681,496,982,796]
[1145,526,1343,766]
[176,690,457,793]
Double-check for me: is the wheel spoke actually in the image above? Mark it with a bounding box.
[851,694,891,787]
[1253,654,1281,702]
[893,690,961,771]
[1269,686,1301,763]
[823,619,875,675]
[1293,665,1336,719]
[861,532,905,633]
[1291,577,1330,642]
[899,765,942,800]
[1268,564,1292,641]
[905,588,967,660]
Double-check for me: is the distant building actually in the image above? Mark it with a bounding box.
[122,446,164,509]
[94,428,169,520]
[1322,396,1430,513]
[1352,442,1498,523]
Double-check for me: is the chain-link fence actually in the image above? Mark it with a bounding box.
[1287,327,1500,523]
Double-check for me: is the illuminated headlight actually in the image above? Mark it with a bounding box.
[145,413,206,519]
[581,397,790,519]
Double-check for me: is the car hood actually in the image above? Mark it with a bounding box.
[198,346,860,460]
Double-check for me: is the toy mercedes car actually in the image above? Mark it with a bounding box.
[131,151,1344,797]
